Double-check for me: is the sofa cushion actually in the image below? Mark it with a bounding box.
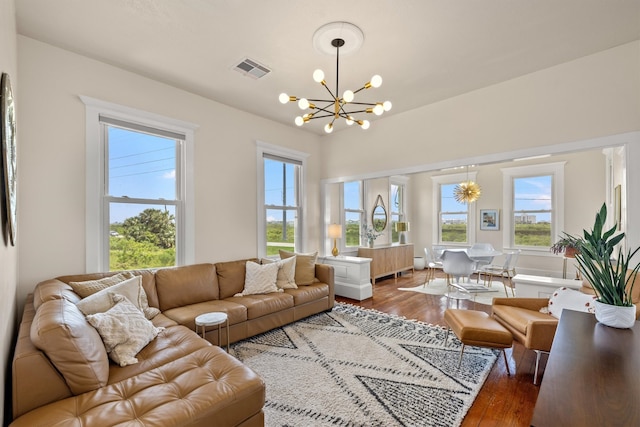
[216,258,258,299]
[76,276,159,319]
[155,263,219,311]
[548,287,597,319]
[279,250,318,285]
[162,300,248,331]
[30,298,109,395]
[284,283,330,305]
[491,304,553,335]
[33,279,81,310]
[226,293,295,319]
[86,294,163,367]
[236,261,282,296]
[68,272,135,298]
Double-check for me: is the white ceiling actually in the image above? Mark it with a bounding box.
[16,0,640,135]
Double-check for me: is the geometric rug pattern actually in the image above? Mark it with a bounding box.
[231,303,498,426]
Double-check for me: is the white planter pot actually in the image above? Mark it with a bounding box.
[414,257,425,270]
[594,300,637,329]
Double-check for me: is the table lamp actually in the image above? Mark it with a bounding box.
[328,224,342,257]
[396,221,409,244]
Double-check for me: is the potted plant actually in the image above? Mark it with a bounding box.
[361,224,382,248]
[550,233,582,258]
[573,203,640,328]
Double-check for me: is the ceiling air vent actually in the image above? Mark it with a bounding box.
[233,58,271,79]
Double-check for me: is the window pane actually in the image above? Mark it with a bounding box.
[108,127,176,200]
[345,211,361,247]
[441,213,468,243]
[344,181,361,210]
[264,158,297,207]
[265,208,297,256]
[390,214,399,242]
[514,176,552,246]
[440,183,468,243]
[391,184,401,213]
[109,203,176,270]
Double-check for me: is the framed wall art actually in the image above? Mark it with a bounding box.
[1,72,17,246]
[480,209,499,231]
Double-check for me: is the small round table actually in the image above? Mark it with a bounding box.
[194,312,229,352]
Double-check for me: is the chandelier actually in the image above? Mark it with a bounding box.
[454,166,481,203]
[278,22,391,134]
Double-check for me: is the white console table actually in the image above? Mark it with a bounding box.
[320,255,372,301]
[512,274,583,299]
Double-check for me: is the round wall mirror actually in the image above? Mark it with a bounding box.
[371,195,387,232]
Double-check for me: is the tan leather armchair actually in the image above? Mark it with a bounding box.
[491,297,558,384]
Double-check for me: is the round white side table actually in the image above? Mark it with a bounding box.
[194,312,229,352]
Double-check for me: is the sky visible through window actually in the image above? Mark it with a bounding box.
[264,158,297,222]
[514,175,552,222]
[108,127,177,223]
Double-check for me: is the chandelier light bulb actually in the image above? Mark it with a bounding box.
[373,104,384,115]
[343,90,354,103]
[313,69,325,83]
[345,116,354,125]
[324,123,334,133]
[383,101,392,111]
[370,75,382,88]
[294,116,304,126]
[361,120,370,130]
[298,98,310,110]
[279,93,290,104]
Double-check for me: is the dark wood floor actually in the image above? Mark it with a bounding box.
[335,269,545,427]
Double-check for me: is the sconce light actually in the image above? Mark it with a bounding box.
[328,224,342,257]
[395,222,409,244]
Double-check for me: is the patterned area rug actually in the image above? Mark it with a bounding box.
[231,303,498,427]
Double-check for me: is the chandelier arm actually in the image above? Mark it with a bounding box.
[305,113,336,120]
[347,101,379,106]
[341,109,369,114]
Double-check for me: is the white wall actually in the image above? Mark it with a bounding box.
[16,36,322,309]
[0,0,17,423]
[321,41,640,178]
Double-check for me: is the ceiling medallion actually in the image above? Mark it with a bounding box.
[279,22,392,133]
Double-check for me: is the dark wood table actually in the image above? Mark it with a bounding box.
[531,310,640,426]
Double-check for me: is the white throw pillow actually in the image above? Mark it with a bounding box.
[76,276,160,319]
[236,261,282,296]
[547,287,597,319]
[86,294,163,367]
[262,256,298,289]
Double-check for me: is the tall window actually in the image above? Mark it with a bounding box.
[390,182,405,243]
[82,96,196,272]
[432,173,477,244]
[104,118,182,270]
[344,181,363,247]
[502,163,565,250]
[257,142,308,258]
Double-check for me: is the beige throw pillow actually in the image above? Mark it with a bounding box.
[235,261,282,296]
[86,294,163,367]
[76,276,160,319]
[70,273,160,319]
[68,272,134,298]
[279,250,318,285]
[262,256,297,289]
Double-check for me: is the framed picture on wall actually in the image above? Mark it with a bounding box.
[480,209,499,231]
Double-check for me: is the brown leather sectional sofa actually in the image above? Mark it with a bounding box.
[11,258,335,426]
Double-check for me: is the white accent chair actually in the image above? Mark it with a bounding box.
[470,243,496,282]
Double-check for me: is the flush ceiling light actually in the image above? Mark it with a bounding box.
[454,166,481,203]
[279,22,391,134]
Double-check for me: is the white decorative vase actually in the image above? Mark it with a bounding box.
[594,300,636,329]
[368,238,374,248]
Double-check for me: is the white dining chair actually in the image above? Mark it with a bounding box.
[470,243,496,283]
[441,250,476,306]
[423,247,443,286]
[478,249,521,296]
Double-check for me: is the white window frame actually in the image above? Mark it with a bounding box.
[432,172,477,245]
[256,141,309,259]
[501,162,565,253]
[343,180,364,249]
[390,176,409,243]
[81,96,197,272]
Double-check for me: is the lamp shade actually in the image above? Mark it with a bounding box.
[395,222,409,232]
[328,224,342,239]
